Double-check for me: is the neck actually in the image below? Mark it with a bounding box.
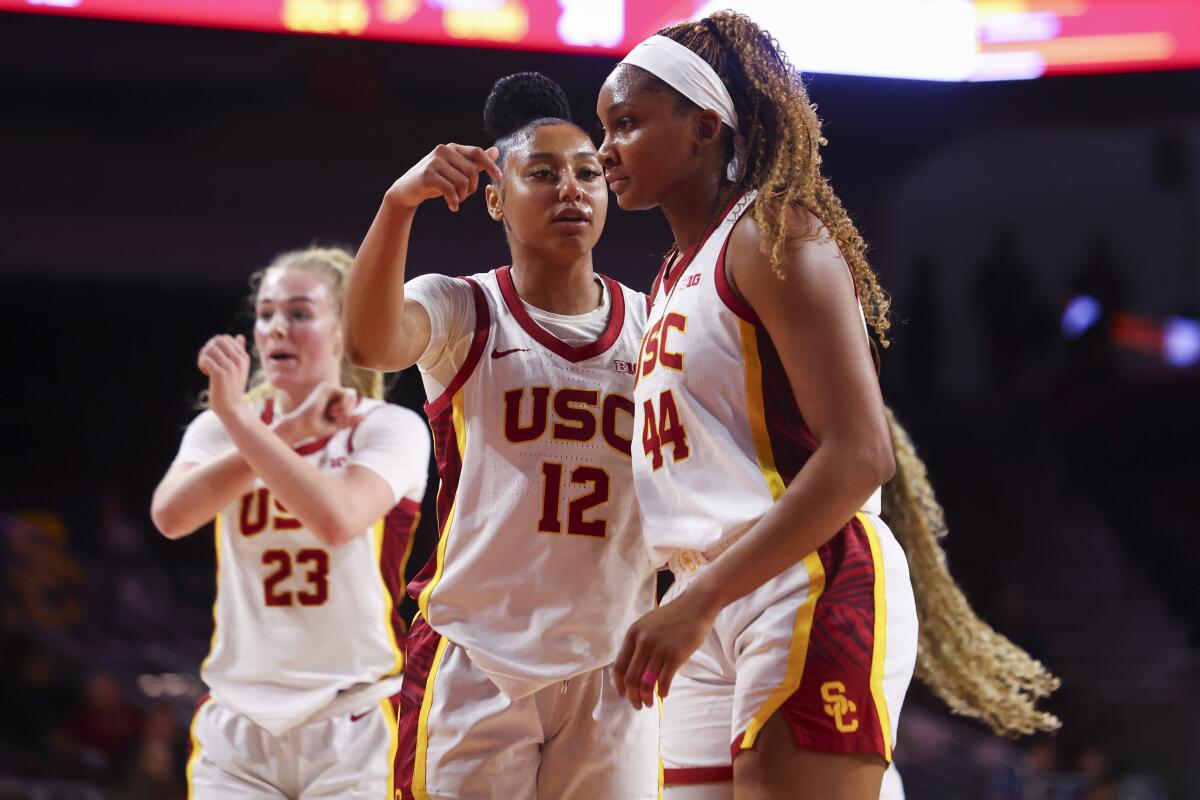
[660,170,732,254]
[271,371,341,417]
[272,387,303,416]
[509,250,601,315]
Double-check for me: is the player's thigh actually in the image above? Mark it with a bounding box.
[880,762,906,800]
[537,664,660,800]
[735,713,884,800]
[400,629,542,800]
[660,631,736,800]
[731,516,915,765]
[299,694,399,799]
[187,699,289,799]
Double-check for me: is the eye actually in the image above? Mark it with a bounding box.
[256,308,272,321]
[578,168,602,180]
[616,116,635,130]
[290,309,312,322]
[530,167,554,178]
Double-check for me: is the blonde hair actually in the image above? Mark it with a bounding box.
[660,12,1061,736]
[244,246,384,404]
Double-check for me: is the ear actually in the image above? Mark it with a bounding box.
[693,109,724,148]
[485,183,504,221]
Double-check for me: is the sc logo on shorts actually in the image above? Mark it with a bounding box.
[821,681,859,733]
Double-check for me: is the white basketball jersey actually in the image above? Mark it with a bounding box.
[183,398,424,736]
[412,266,657,699]
[632,191,881,562]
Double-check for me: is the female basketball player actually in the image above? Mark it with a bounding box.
[344,73,660,799]
[595,13,1060,800]
[151,247,429,798]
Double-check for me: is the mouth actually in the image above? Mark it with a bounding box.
[552,208,591,231]
[553,207,591,225]
[606,175,630,194]
[267,352,297,364]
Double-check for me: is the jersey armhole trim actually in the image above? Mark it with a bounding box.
[423,277,490,418]
[714,219,762,326]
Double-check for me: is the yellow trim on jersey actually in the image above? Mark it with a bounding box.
[417,390,467,619]
[859,512,893,761]
[185,695,213,798]
[371,518,404,676]
[198,514,223,675]
[738,320,785,501]
[381,695,400,800]
[412,635,451,800]
[739,550,826,750]
[656,693,665,800]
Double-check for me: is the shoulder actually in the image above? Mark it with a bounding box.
[174,407,234,464]
[727,203,852,295]
[406,272,476,301]
[186,407,222,431]
[181,408,230,443]
[355,398,427,433]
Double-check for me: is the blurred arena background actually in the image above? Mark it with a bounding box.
[1,1,1199,797]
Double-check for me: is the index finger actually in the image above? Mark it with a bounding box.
[455,144,502,182]
[613,627,636,696]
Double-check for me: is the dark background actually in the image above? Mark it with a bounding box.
[2,10,1199,799]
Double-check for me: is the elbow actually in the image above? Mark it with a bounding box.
[342,327,375,370]
[150,503,191,540]
[343,330,397,373]
[310,514,359,548]
[874,443,897,487]
[847,434,895,494]
[345,344,387,373]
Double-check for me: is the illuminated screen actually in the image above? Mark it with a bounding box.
[2,0,1198,80]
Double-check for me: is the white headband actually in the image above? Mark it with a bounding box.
[620,35,739,133]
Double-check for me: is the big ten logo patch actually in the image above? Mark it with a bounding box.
[821,681,859,733]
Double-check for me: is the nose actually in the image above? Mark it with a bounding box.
[598,135,617,168]
[559,170,583,202]
[269,312,288,338]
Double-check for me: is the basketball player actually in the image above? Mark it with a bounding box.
[595,13,1060,800]
[151,247,429,798]
[344,72,659,799]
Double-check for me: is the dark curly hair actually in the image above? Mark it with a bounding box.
[483,71,576,167]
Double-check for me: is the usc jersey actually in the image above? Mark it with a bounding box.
[631,190,882,562]
[409,266,658,699]
[175,396,429,735]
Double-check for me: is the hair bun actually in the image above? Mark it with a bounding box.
[483,72,572,141]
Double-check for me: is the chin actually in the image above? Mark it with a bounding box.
[614,192,655,212]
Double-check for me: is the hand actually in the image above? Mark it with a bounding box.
[277,383,362,443]
[613,587,720,709]
[198,334,251,420]
[387,143,502,213]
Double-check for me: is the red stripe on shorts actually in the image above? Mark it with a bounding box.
[395,616,442,799]
[732,517,889,760]
[665,765,734,785]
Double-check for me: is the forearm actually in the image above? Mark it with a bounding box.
[345,193,420,370]
[219,408,361,546]
[686,444,889,617]
[151,421,304,538]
